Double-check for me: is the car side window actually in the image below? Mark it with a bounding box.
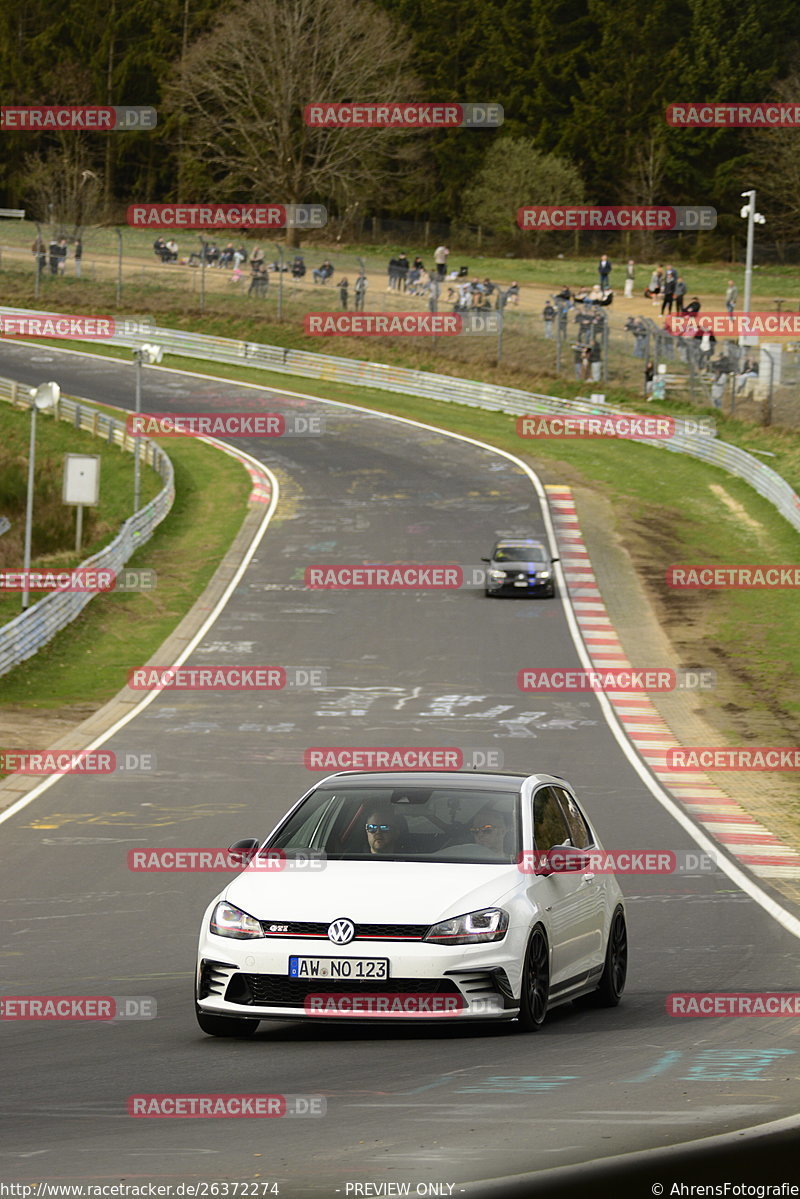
[552,787,593,849]
[533,786,571,851]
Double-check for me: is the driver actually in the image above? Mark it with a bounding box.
[470,805,510,855]
[365,807,408,855]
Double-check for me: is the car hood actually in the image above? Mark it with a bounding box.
[491,559,548,570]
[224,860,521,925]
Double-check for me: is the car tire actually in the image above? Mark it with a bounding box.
[585,906,627,1008]
[484,589,494,597]
[517,926,550,1031]
[196,1008,260,1038]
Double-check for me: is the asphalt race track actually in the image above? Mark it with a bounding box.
[1,342,799,1196]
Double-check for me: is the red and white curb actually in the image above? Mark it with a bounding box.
[201,440,272,505]
[546,484,800,881]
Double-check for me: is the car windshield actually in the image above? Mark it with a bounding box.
[269,784,521,864]
[494,545,546,563]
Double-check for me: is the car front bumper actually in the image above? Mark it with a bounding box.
[196,933,524,1023]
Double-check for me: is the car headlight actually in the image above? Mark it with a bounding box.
[210,901,264,939]
[537,570,551,580]
[424,908,508,945]
[488,569,505,581]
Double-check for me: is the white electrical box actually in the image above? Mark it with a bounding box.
[63,455,100,506]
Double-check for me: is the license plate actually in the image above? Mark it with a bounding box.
[289,956,389,980]
[514,580,528,587]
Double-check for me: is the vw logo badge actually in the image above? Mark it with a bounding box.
[328,918,355,945]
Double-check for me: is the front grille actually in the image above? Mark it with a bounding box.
[259,920,429,941]
[227,974,461,1008]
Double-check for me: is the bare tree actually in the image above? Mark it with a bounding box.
[166,0,423,245]
[22,139,104,236]
[747,72,800,259]
[621,128,668,258]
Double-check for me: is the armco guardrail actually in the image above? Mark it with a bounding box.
[0,375,174,678]
[1,306,799,537]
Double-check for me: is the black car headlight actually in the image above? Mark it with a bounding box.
[210,901,265,940]
[424,908,508,946]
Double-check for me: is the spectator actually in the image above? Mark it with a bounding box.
[206,243,220,267]
[645,360,655,396]
[543,300,555,339]
[165,239,178,262]
[675,275,687,314]
[412,256,425,272]
[554,285,572,304]
[313,260,333,285]
[644,266,663,301]
[624,258,635,298]
[590,339,602,382]
[74,237,82,278]
[433,244,450,278]
[233,245,248,270]
[396,252,409,293]
[354,274,368,311]
[482,277,496,298]
[725,280,738,315]
[661,265,678,315]
[574,307,594,344]
[503,280,520,307]
[598,254,612,293]
[57,238,68,275]
[581,343,593,380]
[248,259,268,296]
[338,277,349,310]
[250,246,265,270]
[387,256,399,290]
[736,355,759,392]
[684,296,701,315]
[219,242,235,268]
[49,237,60,274]
[573,343,584,380]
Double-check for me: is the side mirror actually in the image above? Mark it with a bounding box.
[228,837,260,865]
[534,844,589,877]
[551,557,560,564]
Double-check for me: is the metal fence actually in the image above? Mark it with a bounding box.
[0,376,175,678]
[3,306,796,540]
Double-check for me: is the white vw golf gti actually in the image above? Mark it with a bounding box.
[195,770,627,1035]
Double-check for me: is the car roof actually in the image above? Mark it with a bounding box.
[314,770,570,789]
[494,538,545,548]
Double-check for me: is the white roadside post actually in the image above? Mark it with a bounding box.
[739,190,765,349]
[132,344,163,514]
[22,382,60,610]
[63,454,101,553]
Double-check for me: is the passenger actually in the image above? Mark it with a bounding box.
[470,806,510,855]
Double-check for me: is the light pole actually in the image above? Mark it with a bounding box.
[22,382,60,610]
[199,237,207,312]
[115,228,123,306]
[277,243,285,320]
[740,190,765,347]
[133,344,163,513]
